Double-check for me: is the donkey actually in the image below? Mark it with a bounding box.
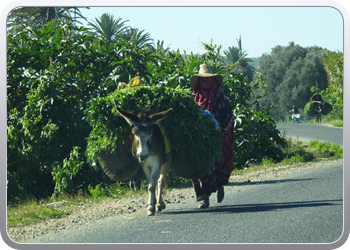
[116,107,173,216]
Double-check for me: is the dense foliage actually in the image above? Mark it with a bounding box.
[85,86,223,173]
[318,51,343,120]
[257,42,328,121]
[7,7,88,33]
[7,21,156,200]
[7,21,286,202]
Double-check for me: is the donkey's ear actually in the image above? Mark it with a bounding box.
[116,107,139,126]
[149,108,173,124]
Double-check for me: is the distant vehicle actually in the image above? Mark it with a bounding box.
[291,105,300,124]
[292,113,300,124]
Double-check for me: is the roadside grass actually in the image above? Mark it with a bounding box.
[7,201,70,228]
[7,183,149,229]
[309,119,343,127]
[324,119,343,127]
[7,137,343,228]
[278,119,343,128]
[231,136,343,176]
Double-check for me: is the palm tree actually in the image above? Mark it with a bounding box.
[224,36,255,82]
[7,7,88,31]
[70,7,90,26]
[223,46,241,65]
[121,27,154,49]
[152,40,171,54]
[88,13,129,44]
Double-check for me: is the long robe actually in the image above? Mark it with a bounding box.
[192,77,235,198]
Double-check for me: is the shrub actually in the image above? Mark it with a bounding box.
[7,21,157,201]
[7,23,287,201]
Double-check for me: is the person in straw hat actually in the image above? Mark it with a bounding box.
[191,64,235,208]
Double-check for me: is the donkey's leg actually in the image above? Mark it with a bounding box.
[156,171,166,212]
[142,165,155,216]
[156,156,171,212]
[149,163,161,215]
[143,163,160,216]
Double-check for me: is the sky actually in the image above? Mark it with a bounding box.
[77,6,344,58]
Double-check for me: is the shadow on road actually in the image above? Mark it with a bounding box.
[227,177,316,187]
[162,199,343,215]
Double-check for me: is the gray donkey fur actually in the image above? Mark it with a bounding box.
[116,107,173,216]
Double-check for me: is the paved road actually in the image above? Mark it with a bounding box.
[277,123,343,146]
[23,123,344,244]
[25,160,343,244]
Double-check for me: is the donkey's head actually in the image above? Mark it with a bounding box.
[116,107,173,163]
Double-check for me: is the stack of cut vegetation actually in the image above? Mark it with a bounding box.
[85,85,223,180]
[304,93,333,117]
[304,102,316,117]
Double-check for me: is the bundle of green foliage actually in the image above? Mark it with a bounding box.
[304,102,316,117]
[304,101,333,117]
[85,85,223,179]
[321,102,333,115]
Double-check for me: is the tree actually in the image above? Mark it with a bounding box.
[323,51,343,100]
[320,51,343,119]
[257,42,328,120]
[152,40,171,54]
[88,13,129,45]
[7,21,156,200]
[121,27,154,49]
[7,7,88,33]
[223,36,255,82]
[71,7,90,26]
[7,23,286,201]
[223,46,240,64]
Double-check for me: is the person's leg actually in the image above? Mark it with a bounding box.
[192,165,218,208]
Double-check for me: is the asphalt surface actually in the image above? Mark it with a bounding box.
[277,122,343,147]
[23,123,344,244]
[24,160,343,244]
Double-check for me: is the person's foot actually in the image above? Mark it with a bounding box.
[198,197,209,208]
[196,193,210,201]
[216,186,224,203]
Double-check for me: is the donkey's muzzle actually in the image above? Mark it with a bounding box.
[136,147,149,163]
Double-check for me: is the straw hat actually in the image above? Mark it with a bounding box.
[191,64,223,89]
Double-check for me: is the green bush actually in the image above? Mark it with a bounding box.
[7,22,287,201]
[7,21,157,201]
[309,138,343,158]
[88,184,107,199]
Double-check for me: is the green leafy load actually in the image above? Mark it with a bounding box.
[304,101,333,117]
[85,85,223,179]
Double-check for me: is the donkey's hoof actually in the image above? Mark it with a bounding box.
[156,204,165,213]
[147,206,155,216]
[147,210,155,216]
[156,201,166,212]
